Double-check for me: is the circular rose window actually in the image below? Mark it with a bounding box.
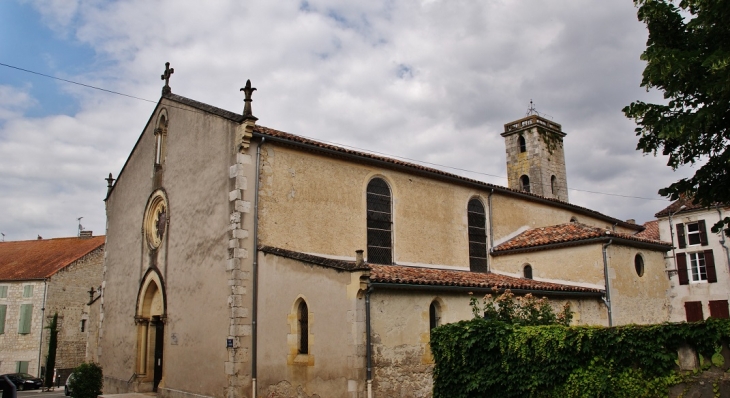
[144,191,168,249]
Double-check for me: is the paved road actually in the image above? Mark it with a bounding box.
[16,389,66,398]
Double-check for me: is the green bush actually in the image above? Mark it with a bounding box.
[68,362,103,398]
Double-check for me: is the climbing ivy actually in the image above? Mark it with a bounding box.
[432,296,730,398]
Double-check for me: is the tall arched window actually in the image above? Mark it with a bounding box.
[518,135,527,153]
[298,300,308,354]
[523,264,533,279]
[154,113,168,167]
[520,175,530,193]
[429,300,441,333]
[467,199,487,272]
[367,178,392,264]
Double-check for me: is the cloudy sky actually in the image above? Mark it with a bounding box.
[0,0,692,241]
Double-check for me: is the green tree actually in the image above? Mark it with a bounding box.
[44,313,58,390]
[68,362,103,398]
[623,0,730,236]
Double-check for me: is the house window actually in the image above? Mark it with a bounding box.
[16,361,29,374]
[23,285,33,298]
[0,286,7,298]
[429,300,441,333]
[709,300,730,319]
[18,304,33,334]
[686,222,702,246]
[523,264,533,279]
[0,304,6,334]
[366,178,393,265]
[467,199,487,272]
[518,135,527,153]
[688,252,707,282]
[634,254,644,277]
[684,301,703,322]
[550,175,557,195]
[298,300,308,355]
[676,221,708,248]
[520,175,530,193]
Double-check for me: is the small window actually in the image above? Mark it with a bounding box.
[0,286,7,298]
[684,301,703,322]
[80,319,86,333]
[467,199,487,272]
[550,175,557,195]
[688,252,707,282]
[155,115,167,165]
[523,264,533,279]
[18,304,33,334]
[518,135,527,153]
[23,285,33,298]
[367,178,393,265]
[709,300,730,319]
[634,254,644,277]
[570,217,578,223]
[429,300,441,332]
[520,175,530,193]
[16,361,29,374]
[686,223,701,246]
[298,301,308,355]
[0,304,6,334]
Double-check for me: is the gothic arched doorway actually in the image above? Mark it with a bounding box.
[135,269,166,392]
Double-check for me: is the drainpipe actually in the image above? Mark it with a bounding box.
[365,285,373,398]
[37,279,48,377]
[487,189,495,270]
[602,239,613,327]
[251,137,264,398]
[667,205,686,277]
[717,206,730,273]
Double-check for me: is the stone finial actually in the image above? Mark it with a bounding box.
[240,79,258,121]
[105,173,115,196]
[161,62,174,95]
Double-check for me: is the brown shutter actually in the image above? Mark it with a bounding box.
[705,250,717,283]
[676,223,686,248]
[677,253,689,285]
[709,300,730,319]
[698,220,709,246]
[685,301,704,322]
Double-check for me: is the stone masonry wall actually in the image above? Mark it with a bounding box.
[0,280,47,375]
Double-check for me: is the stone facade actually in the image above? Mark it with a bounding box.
[0,280,46,375]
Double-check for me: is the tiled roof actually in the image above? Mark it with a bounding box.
[113,93,643,232]
[493,223,671,254]
[635,220,660,241]
[260,246,602,295]
[654,195,728,218]
[0,236,105,281]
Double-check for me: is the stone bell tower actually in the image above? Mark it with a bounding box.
[501,106,569,202]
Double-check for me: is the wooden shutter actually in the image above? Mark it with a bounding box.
[0,304,6,334]
[0,286,7,298]
[709,300,730,319]
[698,220,709,246]
[676,253,689,285]
[685,301,704,322]
[705,250,717,283]
[676,223,686,248]
[18,304,32,334]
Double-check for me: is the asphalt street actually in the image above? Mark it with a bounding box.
[16,389,66,398]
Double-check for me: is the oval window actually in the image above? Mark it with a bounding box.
[634,254,644,277]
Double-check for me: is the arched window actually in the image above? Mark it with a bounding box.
[634,254,644,277]
[429,300,441,332]
[570,216,578,223]
[467,199,487,272]
[367,178,392,264]
[298,300,308,354]
[551,175,557,195]
[520,175,530,193]
[524,264,533,279]
[154,114,167,166]
[518,135,527,153]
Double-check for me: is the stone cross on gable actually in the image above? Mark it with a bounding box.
[161,62,174,95]
[240,79,258,121]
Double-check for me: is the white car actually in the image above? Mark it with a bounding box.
[64,374,74,396]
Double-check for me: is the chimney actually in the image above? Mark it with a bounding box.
[355,250,364,267]
[37,235,42,240]
[80,231,93,239]
[626,219,636,225]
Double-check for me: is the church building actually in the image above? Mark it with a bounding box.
[96,65,672,398]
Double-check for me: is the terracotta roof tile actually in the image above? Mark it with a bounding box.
[0,236,105,281]
[654,195,728,218]
[494,223,671,254]
[260,246,601,294]
[635,220,660,241]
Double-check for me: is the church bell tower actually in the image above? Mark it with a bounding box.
[501,108,569,202]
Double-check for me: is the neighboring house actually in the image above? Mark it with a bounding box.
[97,72,671,398]
[0,234,105,378]
[654,197,730,322]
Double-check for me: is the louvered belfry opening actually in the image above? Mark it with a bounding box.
[468,199,488,272]
[367,178,393,265]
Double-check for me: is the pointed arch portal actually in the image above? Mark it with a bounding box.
[135,269,167,392]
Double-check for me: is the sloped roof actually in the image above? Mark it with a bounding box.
[0,236,105,281]
[655,195,728,218]
[634,220,660,241]
[260,246,602,295]
[493,223,671,255]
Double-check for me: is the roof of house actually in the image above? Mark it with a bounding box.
[0,236,105,281]
[634,220,660,241]
[493,222,671,255]
[260,246,602,295]
[655,195,728,218]
[107,92,644,232]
